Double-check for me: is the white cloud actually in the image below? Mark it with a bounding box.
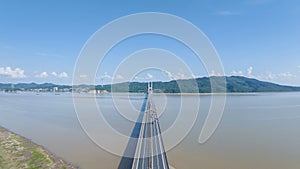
[247,66,253,77]
[267,72,295,80]
[255,71,297,84]
[162,70,181,80]
[278,72,295,78]
[266,72,276,80]
[231,66,300,85]
[134,73,154,82]
[162,70,173,79]
[176,73,185,79]
[134,76,144,81]
[231,70,244,76]
[98,73,124,81]
[115,74,124,80]
[0,66,26,78]
[50,71,68,78]
[147,73,153,79]
[231,66,253,77]
[58,72,68,78]
[162,70,196,80]
[209,70,216,76]
[35,72,48,78]
[35,71,68,78]
[51,72,57,76]
[208,70,223,77]
[100,72,112,79]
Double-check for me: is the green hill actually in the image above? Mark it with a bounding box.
[96,76,300,93]
[1,76,300,93]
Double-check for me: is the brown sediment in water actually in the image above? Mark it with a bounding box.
[0,126,79,169]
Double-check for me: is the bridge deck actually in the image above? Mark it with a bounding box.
[118,83,169,169]
[131,92,169,169]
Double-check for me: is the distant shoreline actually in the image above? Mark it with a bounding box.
[0,91,300,97]
[0,125,79,169]
[1,76,300,94]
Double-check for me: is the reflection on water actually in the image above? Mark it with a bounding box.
[0,92,300,169]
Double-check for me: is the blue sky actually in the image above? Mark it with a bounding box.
[1,0,300,85]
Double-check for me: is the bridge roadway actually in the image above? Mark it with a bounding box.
[118,83,169,169]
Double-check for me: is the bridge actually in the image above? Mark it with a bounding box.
[118,82,170,169]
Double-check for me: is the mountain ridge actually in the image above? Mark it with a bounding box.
[1,76,300,93]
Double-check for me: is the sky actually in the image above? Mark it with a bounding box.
[0,0,300,85]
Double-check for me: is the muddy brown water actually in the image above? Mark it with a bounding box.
[1,92,300,169]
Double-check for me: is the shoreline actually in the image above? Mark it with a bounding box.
[2,90,300,95]
[77,91,300,96]
[0,126,79,169]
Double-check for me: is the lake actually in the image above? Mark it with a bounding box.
[0,92,300,169]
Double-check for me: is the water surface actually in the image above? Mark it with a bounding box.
[0,92,300,169]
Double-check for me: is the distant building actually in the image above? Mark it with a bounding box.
[53,87,59,92]
[88,89,108,94]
